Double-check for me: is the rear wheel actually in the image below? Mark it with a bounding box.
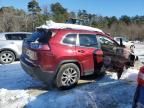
[56,63,80,89]
[0,50,15,64]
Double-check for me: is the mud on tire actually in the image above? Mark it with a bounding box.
[55,63,80,89]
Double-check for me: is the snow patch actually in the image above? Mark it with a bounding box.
[37,20,104,33]
[134,43,144,56]
[120,68,139,82]
[110,68,139,83]
[0,89,35,108]
[0,62,44,89]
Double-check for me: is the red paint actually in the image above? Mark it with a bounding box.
[138,66,144,86]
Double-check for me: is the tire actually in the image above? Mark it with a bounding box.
[0,50,15,64]
[95,65,106,76]
[55,63,80,89]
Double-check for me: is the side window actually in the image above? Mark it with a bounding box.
[26,34,32,38]
[0,34,6,40]
[63,34,77,45]
[5,34,26,40]
[115,38,121,42]
[22,34,27,39]
[79,34,98,48]
[98,36,116,47]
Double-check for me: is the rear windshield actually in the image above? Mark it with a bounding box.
[27,29,52,43]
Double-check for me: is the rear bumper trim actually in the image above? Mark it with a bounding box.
[20,57,56,85]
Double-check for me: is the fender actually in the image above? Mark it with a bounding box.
[56,60,84,76]
[0,48,19,59]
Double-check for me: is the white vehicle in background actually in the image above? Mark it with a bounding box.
[0,32,32,64]
[114,37,135,50]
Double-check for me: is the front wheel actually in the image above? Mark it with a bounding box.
[56,63,80,89]
[0,50,15,64]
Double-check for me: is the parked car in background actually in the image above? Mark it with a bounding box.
[20,22,135,89]
[114,36,135,50]
[0,32,32,64]
[133,66,144,108]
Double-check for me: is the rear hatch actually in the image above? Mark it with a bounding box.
[22,29,54,64]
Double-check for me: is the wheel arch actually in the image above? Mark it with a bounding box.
[56,60,83,76]
[0,48,18,59]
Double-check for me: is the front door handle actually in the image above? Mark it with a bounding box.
[78,50,85,53]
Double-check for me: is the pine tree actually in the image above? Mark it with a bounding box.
[28,0,41,14]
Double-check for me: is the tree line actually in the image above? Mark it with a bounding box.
[0,0,144,40]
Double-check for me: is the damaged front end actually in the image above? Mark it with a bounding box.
[101,37,136,79]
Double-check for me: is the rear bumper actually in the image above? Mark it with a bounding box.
[20,57,56,85]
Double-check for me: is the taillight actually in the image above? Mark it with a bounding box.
[30,43,50,50]
[138,66,144,86]
[25,48,37,60]
[31,51,37,60]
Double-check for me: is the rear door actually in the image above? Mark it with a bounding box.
[76,34,102,75]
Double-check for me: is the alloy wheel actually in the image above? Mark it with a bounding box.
[61,67,78,86]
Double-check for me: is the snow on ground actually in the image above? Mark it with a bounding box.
[134,43,144,57]
[0,89,30,108]
[0,62,45,108]
[0,43,144,108]
[0,62,44,89]
[110,68,139,83]
[26,77,136,108]
[0,62,138,108]
[134,43,144,63]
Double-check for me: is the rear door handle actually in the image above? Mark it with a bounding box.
[78,50,85,53]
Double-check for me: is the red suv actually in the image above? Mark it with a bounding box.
[20,28,135,89]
